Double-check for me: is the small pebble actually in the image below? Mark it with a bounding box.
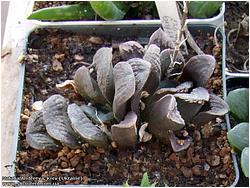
[96,147,105,154]
[180,166,193,178]
[32,101,43,111]
[207,155,220,166]
[52,59,63,72]
[23,108,30,116]
[61,161,68,168]
[111,141,117,148]
[204,163,210,171]
[70,156,80,168]
[192,165,202,176]
[91,153,100,161]
[74,54,84,61]
[88,36,104,45]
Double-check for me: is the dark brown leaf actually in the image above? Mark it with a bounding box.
[147,81,193,105]
[119,41,144,61]
[192,94,229,125]
[179,55,216,87]
[113,62,135,121]
[160,49,184,77]
[26,110,61,150]
[43,95,81,148]
[68,103,109,147]
[74,66,107,104]
[143,44,161,94]
[111,111,137,147]
[148,28,175,50]
[145,95,185,140]
[93,47,114,103]
[174,87,209,123]
[127,58,152,116]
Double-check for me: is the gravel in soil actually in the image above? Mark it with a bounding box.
[15,28,235,186]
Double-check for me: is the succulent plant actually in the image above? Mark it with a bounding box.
[26,27,229,152]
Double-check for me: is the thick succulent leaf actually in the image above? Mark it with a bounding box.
[148,28,175,50]
[145,95,185,140]
[119,41,144,61]
[27,4,95,21]
[90,1,128,20]
[147,81,193,105]
[241,147,249,177]
[139,123,152,142]
[93,47,114,103]
[74,66,107,104]
[113,62,135,121]
[179,55,216,87]
[26,110,61,150]
[80,104,115,125]
[192,94,229,125]
[143,44,161,94]
[111,111,137,147]
[169,131,193,152]
[127,58,152,115]
[226,88,249,123]
[174,87,209,123]
[43,95,81,148]
[189,1,223,19]
[68,103,109,147]
[160,49,184,77]
[227,122,249,152]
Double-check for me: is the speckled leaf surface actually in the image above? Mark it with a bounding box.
[119,41,144,61]
[43,95,81,148]
[143,44,161,94]
[26,110,61,150]
[74,66,107,104]
[148,28,175,50]
[179,55,216,87]
[68,103,109,147]
[111,111,137,147]
[160,49,184,77]
[174,87,209,123]
[93,47,114,103]
[147,81,193,105]
[192,94,229,125]
[128,58,152,115]
[145,95,185,140]
[113,62,135,121]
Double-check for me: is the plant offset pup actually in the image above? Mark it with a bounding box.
[26,27,229,153]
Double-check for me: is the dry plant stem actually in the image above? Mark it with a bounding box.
[243,58,249,71]
[172,1,189,62]
[213,24,224,47]
[227,28,238,47]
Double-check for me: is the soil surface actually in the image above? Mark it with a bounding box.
[33,1,159,21]
[14,27,236,187]
[224,1,249,73]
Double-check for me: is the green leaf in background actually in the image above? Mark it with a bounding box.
[123,180,130,187]
[90,1,129,20]
[226,88,249,123]
[227,122,249,152]
[241,147,249,177]
[188,1,223,19]
[28,4,95,21]
[140,172,156,187]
